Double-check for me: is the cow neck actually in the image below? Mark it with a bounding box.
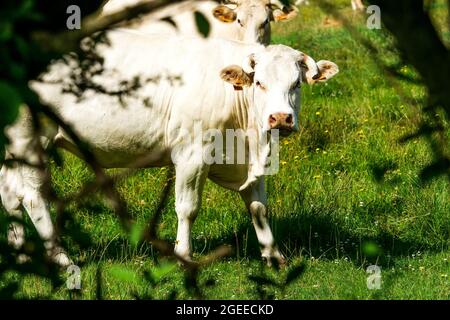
[234,85,272,191]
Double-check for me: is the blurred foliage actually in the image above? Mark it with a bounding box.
[0,0,449,300]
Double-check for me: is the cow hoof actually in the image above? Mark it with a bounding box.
[262,254,287,268]
[49,248,72,268]
[16,253,31,264]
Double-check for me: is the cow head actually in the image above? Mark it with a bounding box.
[212,0,298,44]
[220,45,339,136]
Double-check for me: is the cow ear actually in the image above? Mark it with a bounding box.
[220,65,254,90]
[300,54,320,84]
[212,5,237,23]
[314,60,339,82]
[271,7,298,22]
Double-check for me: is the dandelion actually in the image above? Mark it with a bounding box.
[315,147,321,152]
[313,175,321,179]
[315,111,321,116]
[280,160,287,165]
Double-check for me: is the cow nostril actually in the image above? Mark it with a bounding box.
[285,114,293,125]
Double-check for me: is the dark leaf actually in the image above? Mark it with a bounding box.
[0,281,19,299]
[285,262,306,285]
[194,11,210,38]
[0,81,22,151]
[248,275,277,286]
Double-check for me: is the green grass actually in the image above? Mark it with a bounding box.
[2,1,450,299]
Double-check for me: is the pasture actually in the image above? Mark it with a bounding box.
[2,0,449,299]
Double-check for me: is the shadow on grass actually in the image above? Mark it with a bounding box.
[70,201,447,270]
[56,179,447,269]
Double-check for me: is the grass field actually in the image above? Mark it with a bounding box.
[2,1,450,299]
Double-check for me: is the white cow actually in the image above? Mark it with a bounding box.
[101,0,298,45]
[1,31,338,266]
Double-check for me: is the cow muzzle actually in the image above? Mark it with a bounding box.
[268,112,294,136]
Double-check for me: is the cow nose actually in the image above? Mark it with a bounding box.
[268,113,294,129]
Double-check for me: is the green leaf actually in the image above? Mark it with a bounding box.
[362,241,382,257]
[151,262,177,282]
[0,21,13,41]
[194,11,210,38]
[0,81,21,126]
[0,81,22,152]
[129,223,144,247]
[109,266,141,285]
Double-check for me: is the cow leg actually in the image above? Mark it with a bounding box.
[240,178,285,267]
[173,157,208,261]
[0,165,25,250]
[1,162,71,267]
[1,109,70,267]
[20,165,71,267]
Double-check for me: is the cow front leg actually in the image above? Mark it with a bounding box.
[240,178,285,267]
[173,159,208,261]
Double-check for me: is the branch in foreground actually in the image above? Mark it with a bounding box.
[31,0,190,53]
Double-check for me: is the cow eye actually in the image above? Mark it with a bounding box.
[256,81,265,90]
[237,19,243,26]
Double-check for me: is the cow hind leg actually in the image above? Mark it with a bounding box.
[20,165,71,267]
[240,179,285,267]
[1,108,70,267]
[1,162,71,267]
[1,165,25,250]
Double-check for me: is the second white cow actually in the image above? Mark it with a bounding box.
[101,0,298,45]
